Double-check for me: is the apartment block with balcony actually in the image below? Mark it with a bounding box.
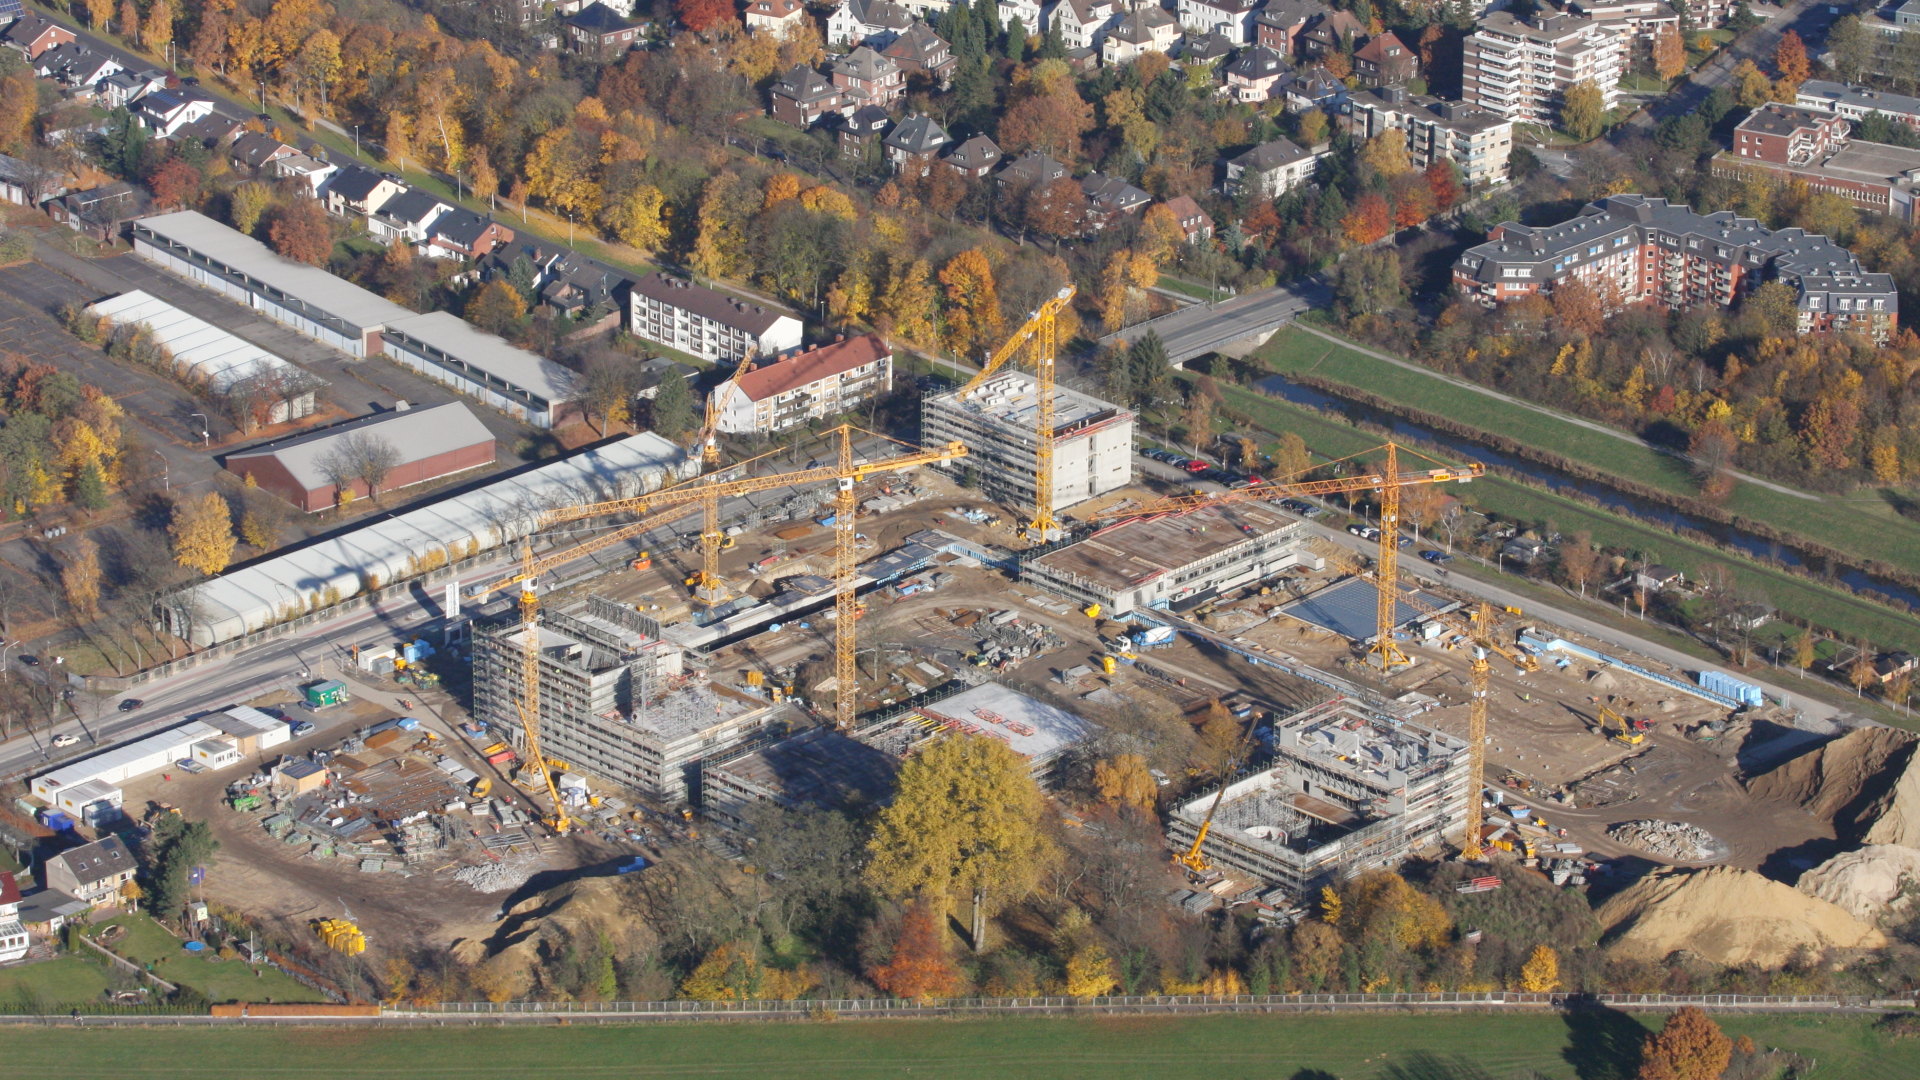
[628,274,803,363]
[1348,88,1516,189]
[1713,103,1920,223]
[1452,194,1899,341]
[711,333,894,435]
[1462,12,1624,127]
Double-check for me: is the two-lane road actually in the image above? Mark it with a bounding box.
[1102,279,1332,365]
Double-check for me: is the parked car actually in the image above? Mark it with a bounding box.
[17,655,39,667]
[292,719,316,736]
[1347,524,1379,539]
[1398,536,1412,548]
[174,759,208,774]
[118,698,143,712]
[52,733,79,748]
[1420,550,1454,565]
[1183,460,1208,473]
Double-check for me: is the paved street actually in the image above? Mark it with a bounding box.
[1627,0,1835,130]
[1102,278,1332,364]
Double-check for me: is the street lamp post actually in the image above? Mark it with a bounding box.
[151,450,170,493]
[190,413,209,447]
[353,124,360,158]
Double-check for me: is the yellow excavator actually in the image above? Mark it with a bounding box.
[1598,706,1644,746]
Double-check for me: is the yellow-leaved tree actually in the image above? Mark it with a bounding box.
[1519,944,1560,992]
[169,491,236,575]
[938,248,1003,359]
[1092,753,1157,811]
[865,735,1054,951]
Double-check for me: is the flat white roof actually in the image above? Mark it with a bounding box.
[34,721,221,792]
[87,290,310,393]
[385,312,580,406]
[914,682,1095,765]
[133,210,415,331]
[177,432,697,645]
[929,371,1133,438]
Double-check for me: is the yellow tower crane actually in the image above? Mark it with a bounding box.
[1387,592,1538,861]
[467,431,967,831]
[1092,442,1482,669]
[954,286,1077,541]
[686,351,761,606]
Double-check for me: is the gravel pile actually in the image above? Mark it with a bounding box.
[1607,819,1726,862]
[453,854,539,893]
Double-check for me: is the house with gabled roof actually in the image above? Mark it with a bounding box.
[1177,0,1259,42]
[943,133,1001,178]
[1254,0,1333,55]
[1225,45,1288,102]
[322,165,407,219]
[1052,0,1121,52]
[1224,137,1324,198]
[832,46,905,109]
[882,21,956,88]
[95,67,168,110]
[1354,31,1417,86]
[2,13,76,61]
[746,0,806,34]
[42,836,135,908]
[629,273,803,362]
[564,2,644,60]
[273,152,338,196]
[133,87,218,139]
[770,64,847,128]
[426,209,514,261]
[840,104,893,159]
[229,131,300,173]
[1103,7,1180,65]
[711,333,893,434]
[1161,194,1214,242]
[884,114,950,176]
[1299,9,1364,60]
[35,43,120,91]
[1082,171,1151,229]
[829,0,914,48]
[368,186,453,247]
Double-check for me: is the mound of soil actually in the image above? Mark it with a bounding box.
[1745,728,1920,846]
[1596,866,1885,968]
[1796,845,1920,924]
[458,874,655,998]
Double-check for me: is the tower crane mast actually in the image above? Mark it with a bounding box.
[956,286,1076,540]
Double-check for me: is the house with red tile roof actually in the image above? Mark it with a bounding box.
[712,334,893,434]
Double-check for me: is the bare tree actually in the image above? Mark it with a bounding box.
[317,432,403,505]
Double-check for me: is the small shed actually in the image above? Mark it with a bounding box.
[302,680,349,709]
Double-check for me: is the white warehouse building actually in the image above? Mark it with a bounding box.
[165,432,697,647]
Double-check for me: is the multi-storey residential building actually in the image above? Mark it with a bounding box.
[1225,45,1289,103]
[1713,103,1920,222]
[1254,0,1334,55]
[1349,88,1516,189]
[1452,194,1900,340]
[1223,137,1324,198]
[997,0,1045,38]
[943,133,1003,178]
[712,334,894,435]
[1567,0,1680,43]
[883,113,950,176]
[1462,12,1624,127]
[1353,31,1418,85]
[1297,9,1364,60]
[745,0,806,34]
[1795,80,1920,132]
[921,372,1135,515]
[628,273,803,362]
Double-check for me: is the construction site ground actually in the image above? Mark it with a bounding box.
[115,687,656,959]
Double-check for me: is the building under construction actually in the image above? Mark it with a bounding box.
[920,372,1134,514]
[1023,502,1321,616]
[1169,697,1470,895]
[472,596,780,803]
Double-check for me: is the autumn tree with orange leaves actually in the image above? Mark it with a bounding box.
[869,901,964,1001]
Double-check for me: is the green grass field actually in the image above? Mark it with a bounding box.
[1214,381,1920,658]
[1257,326,1920,582]
[92,915,325,1005]
[0,956,117,1010]
[2,1011,1915,1079]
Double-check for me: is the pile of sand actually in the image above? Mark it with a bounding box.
[1795,845,1920,924]
[1745,728,1920,845]
[1596,866,1885,967]
[452,875,655,998]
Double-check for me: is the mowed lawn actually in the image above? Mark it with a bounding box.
[6,1011,1919,1079]
[1258,326,1920,580]
[91,914,325,1005]
[1213,382,1920,657]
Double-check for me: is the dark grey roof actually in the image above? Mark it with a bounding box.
[47,836,133,888]
[833,45,899,82]
[999,151,1067,187]
[230,131,295,168]
[1255,0,1333,27]
[1232,137,1311,172]
[325,165,391,202]
[373,187,448,226]
[845,104,892,133]
[882,21,949,63]
[1227,45,1287,79]
[566,1,639,32]
[2,13,62,48]
[429,208,501,248]
[1082,171,1150,210]
[1796,79,1920,118]
[773,64,838,101]
[1182,31,1236,62]
[1109,7,1176,43]
[884,114,949,153]
[944,133,1001,170]
[173,114,244,147]
[630,273,789,335]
